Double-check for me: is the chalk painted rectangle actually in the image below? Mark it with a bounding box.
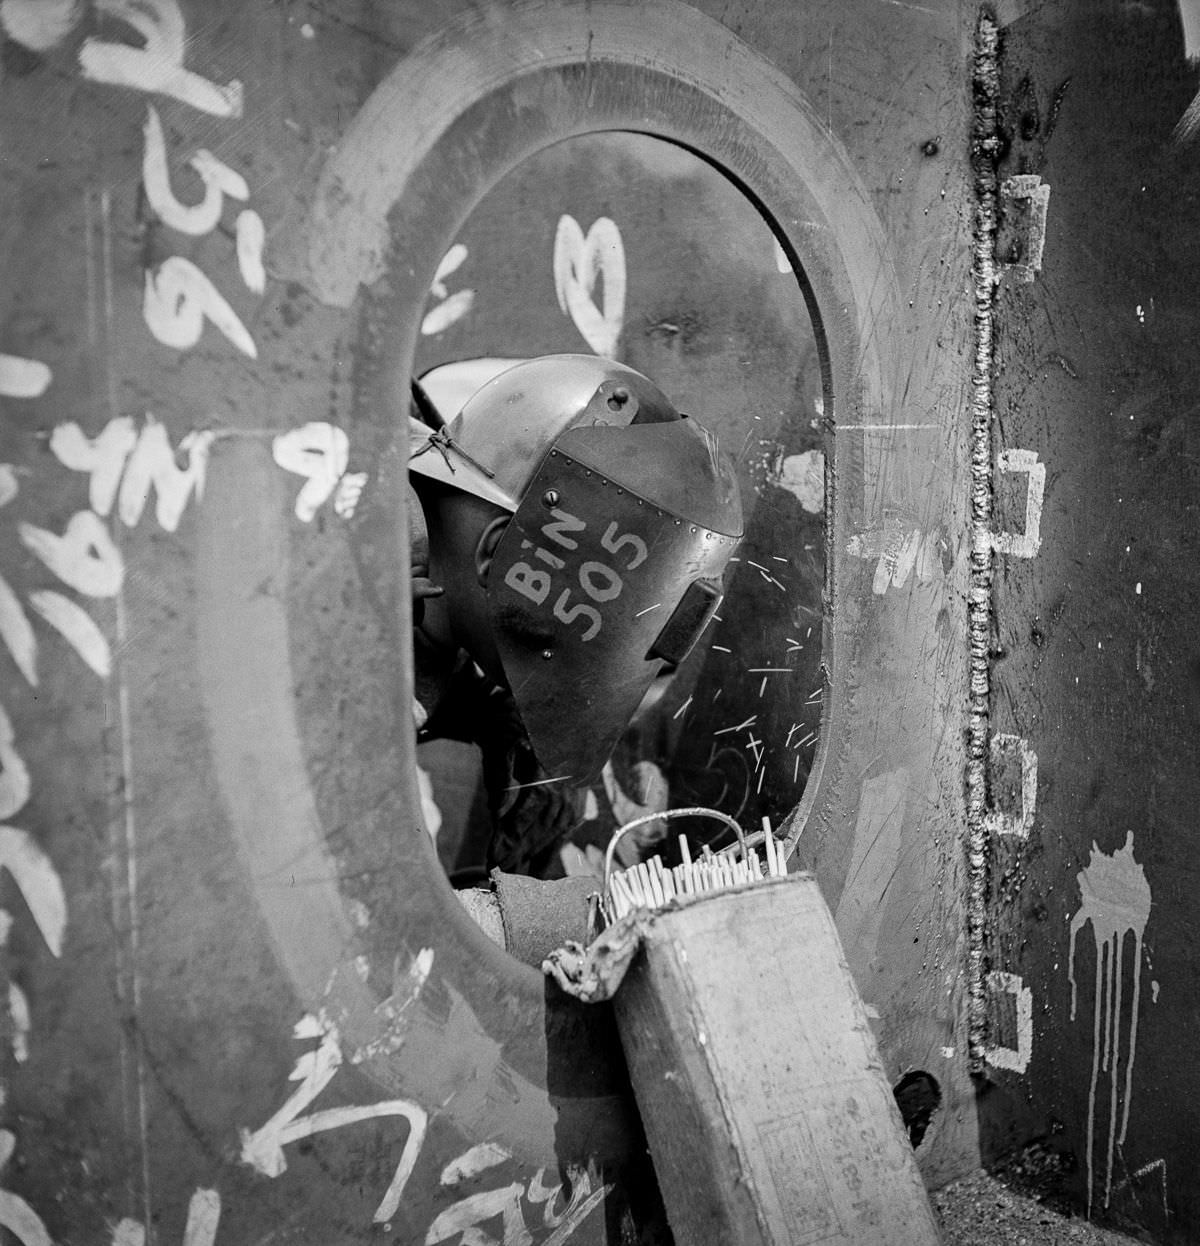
[984,970,1033,1073]
[992,449,1045,558]
[999,174,1051,283]
[985,733,1037,839]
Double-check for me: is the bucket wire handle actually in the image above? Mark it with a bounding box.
[602,806,747,897]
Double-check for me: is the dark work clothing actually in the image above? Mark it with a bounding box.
[413,625,579,878]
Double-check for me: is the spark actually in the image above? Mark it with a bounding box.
[714,715,757,736]
[505,775,572,790]
[634,603,661,617]
[758,676,767,697]
[672,695,693,721]
[711,644,732,653]
[747,668,791,673]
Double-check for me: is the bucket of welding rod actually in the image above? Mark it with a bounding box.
[604,812,942,1246]
[600,807,790,927]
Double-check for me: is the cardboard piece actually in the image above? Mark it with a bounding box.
[612,877,942,1245]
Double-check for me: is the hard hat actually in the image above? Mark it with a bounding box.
[409,355,681,511]
[411,355,743,782]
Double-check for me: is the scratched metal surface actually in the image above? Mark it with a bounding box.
[977,4,1200,1242]
[0,1,977,1242]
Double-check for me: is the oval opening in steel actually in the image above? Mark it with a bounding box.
[407,132,826,890]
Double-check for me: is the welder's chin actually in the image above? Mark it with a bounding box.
[451,586,508,687]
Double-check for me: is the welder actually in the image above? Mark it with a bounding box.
[407,354,743,880]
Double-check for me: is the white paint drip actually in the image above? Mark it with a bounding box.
[430,244,468,298]
[983,970,1033,1073]
[272,423,350,521]
[984,733,1038,840]
[553,215,626,358]
[79,0,244,118]
[242,953,433,1222]
[142,106,248,236]
[7,983,29,1063]
[440,1142,511,1185]
[332,471,367,519]
[0,704,32,819]
[144,256,257,358]
[0,1138,58,1246]
[28,590,111,679]
[992,448,1045,558]
[0,575,38,687]
[848,519,943,594]
[235,210,267,294]
[773,450,824,514]
[50,417,138,517]
[181,1188,221,1246]
[19,511,125,598]
[111,1220,144,1246]
[0,355,50,399]
[0,825,68,955]
[241,1013,343,1177]
[421,289,475,337]
[1068,832,1152,1216]
[425,1165,608,1246]
[117,417,215,532]
[349,945,434,1065]
[424,1183,528,1245]
[0,0,81,51]
[0,466,18,508]
[109,1189,220,1246]
[422,245,474,335]
[51,414,212,532]
[0,1187,52,1246]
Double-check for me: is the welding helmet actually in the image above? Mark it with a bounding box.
[410,355,743,781]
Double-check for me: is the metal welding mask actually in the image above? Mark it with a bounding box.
[410,355,743,781]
